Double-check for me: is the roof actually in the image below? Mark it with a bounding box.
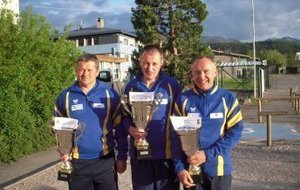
[217,61,267,67]
[212,49,255,60]
[67,27,136,38]
[95,54,128,63]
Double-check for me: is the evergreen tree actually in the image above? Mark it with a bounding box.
[131,0,211,84]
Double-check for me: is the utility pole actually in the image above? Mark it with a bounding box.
[252,0,257,98]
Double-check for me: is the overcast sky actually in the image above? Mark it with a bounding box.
[20,0,300,42]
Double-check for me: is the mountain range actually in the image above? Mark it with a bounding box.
[202,36,300,44]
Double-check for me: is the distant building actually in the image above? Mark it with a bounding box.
[212,49,268,96]
[286,52,300,74]
[0,0,19,14]
[212,49,263,79]
[295,52,300,61]
[0,0,19,23]
[67,18,138,82]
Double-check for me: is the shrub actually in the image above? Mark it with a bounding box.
[0,8,81,162]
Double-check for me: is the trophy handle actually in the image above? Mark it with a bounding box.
[153,93,163,110]
[55,133,63,155]
[121,94,132,116]
[74,122,85,146]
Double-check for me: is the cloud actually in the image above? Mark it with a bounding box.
[20,0,300,41]
[203,0,300,41]
[20,0,135,31]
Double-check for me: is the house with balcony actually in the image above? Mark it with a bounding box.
[67,18,138,82]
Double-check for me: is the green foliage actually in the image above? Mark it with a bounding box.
[257,49,287,67]
[131,0,212,85]
[0,8,81,162]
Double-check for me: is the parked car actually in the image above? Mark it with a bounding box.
[97,69,123,94]
[97,69,112,83]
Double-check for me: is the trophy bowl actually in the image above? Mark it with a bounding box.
[177,127,203,184]
[131,101,153,159]
[53,129,75,181]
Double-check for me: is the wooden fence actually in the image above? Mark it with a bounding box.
[255,87,300,146]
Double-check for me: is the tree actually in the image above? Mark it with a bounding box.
[257,50,287,67]
[0,8,81,162]
[131,0,211,85]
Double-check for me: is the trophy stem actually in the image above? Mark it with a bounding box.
[135,138,149,150]
[59,160,73,174]
[135,138,151,159]
[188,164,203,184]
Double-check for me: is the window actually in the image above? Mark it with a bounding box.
[85,38,92,46]
[94,37,99,45]
[114,68,119,79]
[78,38,84,46]
[124,38,128,45]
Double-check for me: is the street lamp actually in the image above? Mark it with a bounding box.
[252,0,257,98]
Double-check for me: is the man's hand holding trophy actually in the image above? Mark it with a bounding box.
[170,114,203,185]
[51,117,84,182]
[122,91,162,159]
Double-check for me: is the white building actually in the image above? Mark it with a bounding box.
[67,18,138,82]
[295,52,300,61]
[0,0,19,17]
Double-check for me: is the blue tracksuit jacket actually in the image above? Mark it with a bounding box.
[54,80,127,160]
[123,71,182,159]
[171,83,243,176]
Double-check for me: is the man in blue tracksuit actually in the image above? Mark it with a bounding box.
[122,45,182,190]
[171,56,243,190]
[54,54,127,190]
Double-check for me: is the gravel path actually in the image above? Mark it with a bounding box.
[232,142,300,190]
[3,160,132,190]
[4,141,300,190]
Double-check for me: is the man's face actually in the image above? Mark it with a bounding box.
[139,50,163,82]
[76,60,99,88]
[191,57,217,92]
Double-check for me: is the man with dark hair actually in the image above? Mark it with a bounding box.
[172,56,243,190]
[122,45,182,190]
[54,54,127,190]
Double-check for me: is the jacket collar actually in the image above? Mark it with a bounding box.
[69,80,99,95]
[134,71,167,92]
[192,82,218,96]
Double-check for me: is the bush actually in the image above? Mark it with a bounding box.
[0,8,81,162]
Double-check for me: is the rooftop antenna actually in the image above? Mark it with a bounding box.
[77,20,84,30]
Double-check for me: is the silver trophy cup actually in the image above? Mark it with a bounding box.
[176,128,203,183]
[52,121,84,182]
[122,93,162,159]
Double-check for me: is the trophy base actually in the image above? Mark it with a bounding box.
[191,174,203,184]
[58,171,72,182]
[136,148,152,159]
